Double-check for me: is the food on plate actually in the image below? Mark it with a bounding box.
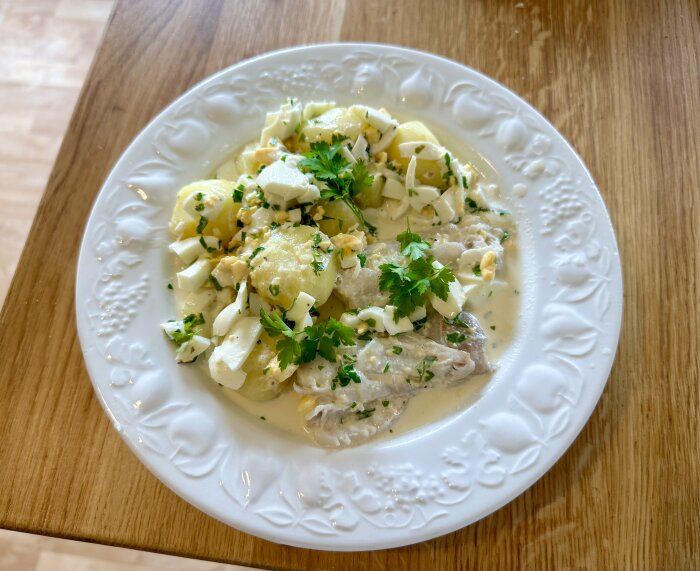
[162,99,518,447]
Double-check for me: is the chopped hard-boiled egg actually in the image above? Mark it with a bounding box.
[480,250,498,281]
[212,281,248,336]
[398,141,446,161]
[432,191,457,224]
[428,261,467,318]
[211,255,248,288]
[287,291,315,330]
[169,236,220,265]
[176,259,211,292]
[175,335,211,363]
[383,306,414,335]
[208,317,262,389]
[381,177,405,200]
[257,160,316,204]
[408,185,440,212]
[302,101,336,121]
[260,99,302,145]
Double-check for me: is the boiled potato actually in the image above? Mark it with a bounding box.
[317,200,358,236]
[169,180,240,242]
[354,174,385,209]
[302,107,363,144]
[238,334,285,401]
[250,225,337,309]
[387,121,444,186]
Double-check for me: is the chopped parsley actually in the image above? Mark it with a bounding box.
[446,314,471,329]
[310,233,327,275]
[232,184,244,202]
[249,246,265,261]
[357,253,367,267]
[199,235,216,252]
[357,330,372,341]
[446,332,467,344]
[332,360,361,390]
[414,144,425,153]
[383,362,390,373]
[255,188,270,209]
[500,230,510,244]
[194,203,204,212]
[382,400,390,407]
[194,192,204,201]
[167,283,173,290]
[442,152,453,183]
[268,283,280,296]
[416,355,437,383]
[472,264,482,277]
[297,135,376,234]
[413,316,428,330]
[168,313,205,345]
[208,274,222,291]
[490,325,496,331]
[392,346,403,355]
[196,216,208,234]
[355,408,375,420]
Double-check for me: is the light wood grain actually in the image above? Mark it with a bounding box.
[0,529,253,571]
[0,0,114,304]
[0,1,698,570]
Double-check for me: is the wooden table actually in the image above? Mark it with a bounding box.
[1,1,698,569]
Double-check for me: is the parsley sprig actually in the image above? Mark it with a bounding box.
[379,226,455,320]
[298,136,376,234]
[259,308,356,370]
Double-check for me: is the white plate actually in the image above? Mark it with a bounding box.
[76,43,622,551]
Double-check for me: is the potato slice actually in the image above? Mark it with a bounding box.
[250,225,337,309]
[387,121,443,186]
[169,180,240,242]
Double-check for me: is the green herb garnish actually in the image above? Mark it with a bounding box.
[208,274,222,291]
[168,313,205,345]
[355,408,375,419]
[446,332,466,344]
[298,136,376,234]
[259,309,355,370]
[333,360,362,389]
[416,355,437,383]
[249,246,265,261]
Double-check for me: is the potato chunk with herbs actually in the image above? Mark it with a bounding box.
[387,121,443,186]
[250,225,337,309]
[237,334,286,401]
[169,179,240,242]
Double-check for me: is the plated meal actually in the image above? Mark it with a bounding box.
[162,100,517,447]
[77,43,621,550]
